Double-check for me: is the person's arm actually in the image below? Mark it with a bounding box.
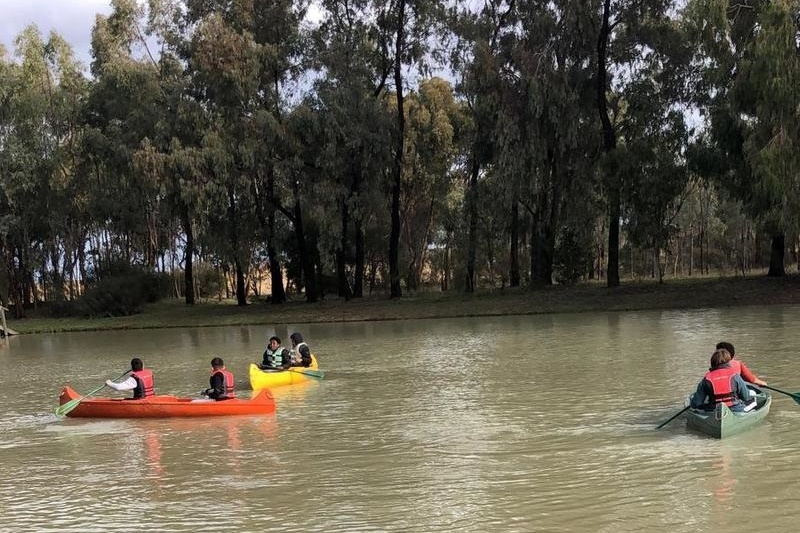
[206,373,225,399]
[261,349,270,368]
[299,345,312,367]
[106,376,137,391]
[280,348,292,369]
[690,379,708,408]
[738,360,766,386]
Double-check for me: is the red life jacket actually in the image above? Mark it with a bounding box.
[704,365,737,406]
[211,368,235,398]
[131,369,154,399]
[728,359,742,374]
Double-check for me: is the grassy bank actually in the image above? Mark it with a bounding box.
[7,274,800,334]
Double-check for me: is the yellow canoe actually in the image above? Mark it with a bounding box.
[249,355,322,390]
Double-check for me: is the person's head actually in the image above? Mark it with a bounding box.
[290,332,303,346]
[269,336,281,350]
[716,341,735,358]
[131,357,144,371]
[710,348,731,368]
[211,356,224,369]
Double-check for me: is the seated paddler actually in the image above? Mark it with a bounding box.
[202,356,235,400]
[690,348,754,412]
[105,357,154,399]
[260,336,291,370]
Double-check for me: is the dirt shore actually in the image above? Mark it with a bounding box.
[6,274,800,334]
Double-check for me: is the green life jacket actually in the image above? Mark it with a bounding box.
[265,347,288,368]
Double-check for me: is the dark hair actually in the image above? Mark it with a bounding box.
[710,349,731,367]
[716,341,735,357]
[290,332,303,345]
[131,357,144,371]
[211,356,224,368]
[269,336,281,344]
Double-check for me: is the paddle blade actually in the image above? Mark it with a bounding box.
[761,384,800,405]
[55,399,81,417]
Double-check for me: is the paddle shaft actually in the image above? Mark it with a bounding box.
[289,368,324,379]
[760,384,800,405]
[656,405,691,429]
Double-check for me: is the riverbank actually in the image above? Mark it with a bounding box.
[7,274,800,334]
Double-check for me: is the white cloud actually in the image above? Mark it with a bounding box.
[0,0,112,66]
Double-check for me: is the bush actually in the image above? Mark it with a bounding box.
[73,270,173,317]
[555,229,593,285]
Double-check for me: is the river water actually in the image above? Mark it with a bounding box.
[1,305,799,532]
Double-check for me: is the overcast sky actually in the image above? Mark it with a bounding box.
[1,0,112,66]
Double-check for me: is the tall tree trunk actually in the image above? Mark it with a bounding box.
[337,199,352,300]
[253,170,286,304]
[767,233,785,277]
[510,199,520,287]
[179,201,195,305]
[293,186,318,303]
[597,0,620,288]
[234,258,247,306]
[353,219,364,298]
[352,158,364,298]
[266,215,286,304]
[389,0,407,299]
[465,156,480,293]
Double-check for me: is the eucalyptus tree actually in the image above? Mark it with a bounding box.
[373,0,447,297]
[312,0,396,299]
[0,27,88,312]
[683,0,800,276]
[249,0,309,304]
[399,77,463,290]
[134,0,222,305]
[447,0,509,291]
[493,0,597,286]
[181,7,265,305]
[593,0,684,286]
[612,14,691,283]
[85,0,168,271]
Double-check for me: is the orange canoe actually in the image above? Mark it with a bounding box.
[58,386,276,418]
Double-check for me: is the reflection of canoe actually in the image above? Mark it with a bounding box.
[249,355,320,390]
[685,386,771,439]
[58,386,276,418]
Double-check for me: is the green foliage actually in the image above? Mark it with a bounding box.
[73,269,171,317]
[554,229,593,285]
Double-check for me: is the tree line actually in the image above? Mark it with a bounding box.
[0,0,798,317]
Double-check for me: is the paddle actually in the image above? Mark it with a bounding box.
[55,371,130,417]
[655,405,691,429]
[289,368,325,379]
[760,384,800,405]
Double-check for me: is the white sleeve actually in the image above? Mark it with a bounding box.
[106,376,137,391]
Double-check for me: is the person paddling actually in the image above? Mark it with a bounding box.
[289,332,312,367]
[260,336,291,370]
[105,357,154,399]
[716,341,767,387]
[202,356,235,400]
[691,348,753,412]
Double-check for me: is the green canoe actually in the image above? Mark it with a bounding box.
[685,386,772,439]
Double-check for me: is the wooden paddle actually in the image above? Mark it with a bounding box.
[760,384,800,405]
[655,405,691,429]
[55,371,130,417]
